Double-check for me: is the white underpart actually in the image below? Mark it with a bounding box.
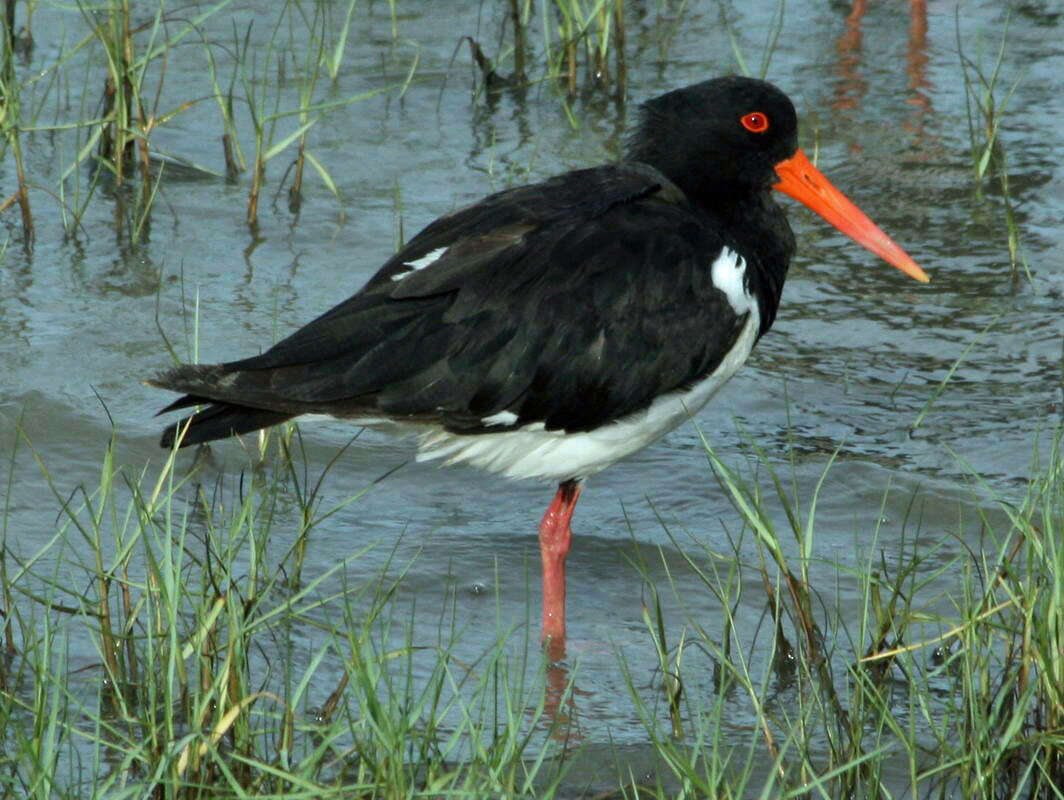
[411,248,761,482]
[391,246,447,281]
[299,412,391,427]
[481,410,519,426]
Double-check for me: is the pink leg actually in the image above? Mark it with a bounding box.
[539,479,582,655]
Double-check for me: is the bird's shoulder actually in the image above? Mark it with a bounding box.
[368,161,699,293]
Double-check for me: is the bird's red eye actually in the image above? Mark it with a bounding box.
[740,112,769,133]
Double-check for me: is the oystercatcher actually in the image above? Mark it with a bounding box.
[149,76,928,652]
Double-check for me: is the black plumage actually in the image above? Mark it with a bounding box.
[153,79,801,449]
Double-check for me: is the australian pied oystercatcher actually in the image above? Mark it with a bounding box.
[149,76,928,653]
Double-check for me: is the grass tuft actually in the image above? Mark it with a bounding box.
[956,8,1031,284]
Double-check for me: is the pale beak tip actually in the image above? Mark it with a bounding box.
[900,259,931,284]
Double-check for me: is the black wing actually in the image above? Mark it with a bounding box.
[151,163,753,446]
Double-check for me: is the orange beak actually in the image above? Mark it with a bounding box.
[773,149,929,283]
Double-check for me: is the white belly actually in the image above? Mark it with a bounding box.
[414,309,760,482]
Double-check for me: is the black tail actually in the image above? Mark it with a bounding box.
[160,402,293,449]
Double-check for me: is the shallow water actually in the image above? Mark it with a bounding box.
[1,0,1062,790]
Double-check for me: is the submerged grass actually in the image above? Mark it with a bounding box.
[464,0,632,103]
[956,9,1031,285]
[2,414,1062,797]
[1,423,576,797]
[2,0,647,250]
[0,0,35,244]
[3,0,409,242]
[676,430,1064,797]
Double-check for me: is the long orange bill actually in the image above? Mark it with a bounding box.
[773,149,929,283]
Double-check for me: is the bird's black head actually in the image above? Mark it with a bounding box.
[626,76,799,205]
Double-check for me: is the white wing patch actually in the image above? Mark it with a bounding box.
[711,247,756,314]
[481,410,518,427]
[391,246,448,281]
